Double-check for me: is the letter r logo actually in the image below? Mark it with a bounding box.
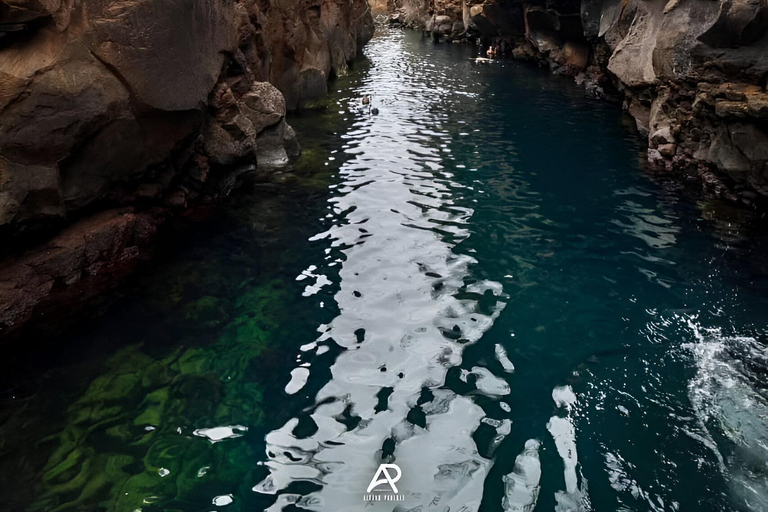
[366,463,402,493]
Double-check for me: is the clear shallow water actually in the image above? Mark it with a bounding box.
[2,27,768,512]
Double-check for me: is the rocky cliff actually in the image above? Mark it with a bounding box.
[0,0,373,337]
[388,0,768,205]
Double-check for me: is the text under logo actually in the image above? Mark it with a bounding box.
[363,463,405,502]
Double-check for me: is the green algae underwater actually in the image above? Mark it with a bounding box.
[31,283,278,512]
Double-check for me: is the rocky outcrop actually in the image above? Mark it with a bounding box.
[0,0,373,233]
[0,0,373,337]
[0,208,157,336]
[388,0,768,205]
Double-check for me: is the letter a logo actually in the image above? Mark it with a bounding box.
[366,463,402,493]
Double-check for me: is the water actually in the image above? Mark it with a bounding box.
[2,27,768,512]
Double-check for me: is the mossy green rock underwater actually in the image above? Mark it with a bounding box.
[31,280,287,511]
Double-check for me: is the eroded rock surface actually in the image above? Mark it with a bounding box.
[0,0,373,230]
[387,0,768,205]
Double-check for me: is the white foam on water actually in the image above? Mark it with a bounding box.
[682,318,768,511]
[552,385,577,410]
[603,451,671,512]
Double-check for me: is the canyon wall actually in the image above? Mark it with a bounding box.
[0,0,373,337]
[388,0,768,204]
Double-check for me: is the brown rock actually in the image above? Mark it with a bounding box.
[245,0,374,108]
[561,41,589,70]
[729,123,768,161]
[746,92,768,119]
[257,119,295,170]
[83,0,239,112]
[658,143,678,158]
[0,0,373,340]
[136,183,163,200]
[628,98,651,135]
[698,0,768,47]
[60,110,203,210]
[0,208,157,337]
[0,44,131,166]
[164,190,187,208]
[606,0,664,87]
[708,126,751,171]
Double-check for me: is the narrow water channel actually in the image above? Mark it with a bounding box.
[2,27,768,512]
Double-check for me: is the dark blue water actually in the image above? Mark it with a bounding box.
[2,28,768,512]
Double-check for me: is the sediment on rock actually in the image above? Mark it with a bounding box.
[0,0,374,338]
[386,0,768,206]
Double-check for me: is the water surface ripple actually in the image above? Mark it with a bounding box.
[255,31,506,511]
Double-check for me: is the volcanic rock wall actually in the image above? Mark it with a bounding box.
[388,0,768,204]
[0,0,373,232]
[0,0,373,337]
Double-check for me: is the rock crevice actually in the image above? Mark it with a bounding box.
[388,0,768,205]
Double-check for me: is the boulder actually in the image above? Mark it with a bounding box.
[257,119,301,170]
[607,0,664,87]
[241,82,287,134]
[651,127,675,146]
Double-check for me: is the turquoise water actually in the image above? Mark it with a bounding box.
[2,27,768,512]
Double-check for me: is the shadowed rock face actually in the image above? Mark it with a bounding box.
[0,0,373,337]
[387,0,768,205]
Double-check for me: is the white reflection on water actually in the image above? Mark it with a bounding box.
[253,29,507,511]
